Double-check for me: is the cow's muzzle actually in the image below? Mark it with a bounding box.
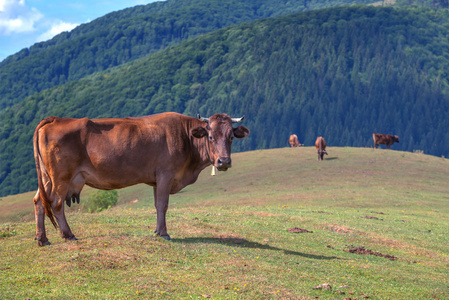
[216,157,231,171]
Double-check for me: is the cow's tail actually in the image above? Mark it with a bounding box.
[34,117,58,229]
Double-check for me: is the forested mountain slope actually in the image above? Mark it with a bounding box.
[1,5,449,196]
[0,0,378,109]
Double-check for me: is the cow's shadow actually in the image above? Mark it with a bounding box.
[173,237,338,260]
[324,156,338,161]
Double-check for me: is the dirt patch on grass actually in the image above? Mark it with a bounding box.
[364,215,383,221]
[327,224,354,234]
[370,211,385,215]
[346,246,398,261]
[288,227,313,233]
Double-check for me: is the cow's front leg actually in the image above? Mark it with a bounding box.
[153,186,171,240]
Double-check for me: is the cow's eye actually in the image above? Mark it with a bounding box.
[229,136,234,142]
[208,135,214,141]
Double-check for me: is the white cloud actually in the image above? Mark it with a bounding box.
[0,0,43,35]
[37,20,78,42]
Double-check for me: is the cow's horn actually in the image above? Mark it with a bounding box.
[197,114,209,122]
[231,116,245,123]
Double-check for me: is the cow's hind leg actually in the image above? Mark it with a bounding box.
[34,190,50,246]
[56,174,85,240]
[52,190,77,241]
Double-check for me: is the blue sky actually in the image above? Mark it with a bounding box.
[0,0,160,62]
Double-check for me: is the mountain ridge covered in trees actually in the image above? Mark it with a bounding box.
[1,5,449,196]
[0,0,379,109]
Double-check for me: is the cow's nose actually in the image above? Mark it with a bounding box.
[216,157,231,170]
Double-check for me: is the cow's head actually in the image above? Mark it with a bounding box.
[191,113,249,171]
[394,135,399,143]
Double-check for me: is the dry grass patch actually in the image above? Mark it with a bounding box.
[243,211,280,217]
[326,224,355,234]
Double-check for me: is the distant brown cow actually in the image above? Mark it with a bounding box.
[315,136,328,161]
[373,133,399,149]
[32,112,249,246]
[289,134,302,147]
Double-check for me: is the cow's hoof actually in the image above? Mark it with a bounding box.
[155,232,171,241]
[65,236,78,241]
[38,240,51,247]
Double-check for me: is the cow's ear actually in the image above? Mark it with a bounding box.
[191,126,208,138]
[233,125,250,139]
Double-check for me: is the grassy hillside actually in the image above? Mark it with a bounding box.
[1,147,448,299]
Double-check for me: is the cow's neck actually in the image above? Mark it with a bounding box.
[194,136,213,171]
[203,136,215,165]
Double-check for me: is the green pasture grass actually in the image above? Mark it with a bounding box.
[1,147,448,299]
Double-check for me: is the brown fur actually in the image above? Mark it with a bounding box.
[373,133,399,149]
[289,134,302,147]
[315,136,328,161]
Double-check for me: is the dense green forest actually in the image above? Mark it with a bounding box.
[0,0,378,109]
[395,0,449,8]
[1,5,449,196]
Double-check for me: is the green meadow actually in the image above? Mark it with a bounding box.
[1,147,448,299]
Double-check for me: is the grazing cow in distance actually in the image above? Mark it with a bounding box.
[32,112,249,246]
[315,136,328,161]
[373,133,399,149]
[289,134,303,147]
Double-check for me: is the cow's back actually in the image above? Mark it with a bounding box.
[315,137,326,149]
[36,113,197,190]
[373,133,398,148]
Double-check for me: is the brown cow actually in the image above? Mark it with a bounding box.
[315,136,328,161]
[289,134,302,147]
[373,133,399,149]
[32,112,249,246]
